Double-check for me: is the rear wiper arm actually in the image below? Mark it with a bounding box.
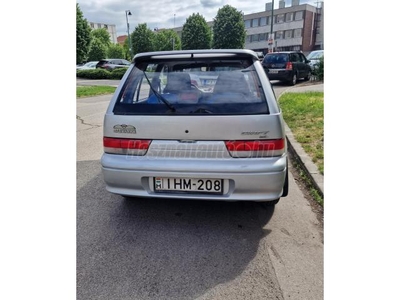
[142,71,176,112]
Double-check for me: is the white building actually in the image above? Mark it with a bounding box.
[88,21,117,44]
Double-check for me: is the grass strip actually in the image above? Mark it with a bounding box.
[77,86,116,98]
[279,91,324,174]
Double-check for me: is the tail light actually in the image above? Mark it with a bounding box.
[103,137,151,155]
[225,139,285,158]
[285,62,293,70]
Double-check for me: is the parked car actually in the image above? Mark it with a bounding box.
[96,59,131,71]
[76,61,98,70]
[101,49,289,205]
[262,51,312,85]
[306,50,324,73]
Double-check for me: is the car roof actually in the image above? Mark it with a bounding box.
[99,58,121,61]
[266,51,302,55]
[133,49,259,62]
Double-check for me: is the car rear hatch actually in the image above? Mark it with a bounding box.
[103,51,285,160]
[263,53,289,70]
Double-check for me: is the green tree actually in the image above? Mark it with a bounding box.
[107,43,124,59]
[181,13,211,50]
[90,28,111,47]
[120,38,131,60]
[87,37,107,61]
[76,3,91,64]
[212,5,246,49]
[154,29,181,51]
[131,23,155,55]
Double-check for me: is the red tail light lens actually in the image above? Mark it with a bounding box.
[286,62,293,70]
[225,139,285,158]
[103,137,151,155]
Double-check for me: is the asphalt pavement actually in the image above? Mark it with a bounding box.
[76,79,324,299]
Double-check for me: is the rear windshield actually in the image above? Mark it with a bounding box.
[263,54,288,64]
[113,57,269,115]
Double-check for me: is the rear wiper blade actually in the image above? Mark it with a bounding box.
[142,71,176,112]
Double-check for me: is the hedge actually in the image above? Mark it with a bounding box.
[315,56,324,81]
[76,67,129,80]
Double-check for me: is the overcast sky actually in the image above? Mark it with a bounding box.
[77,0,320,37]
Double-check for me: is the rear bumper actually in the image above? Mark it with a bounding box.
[101,153,287,202]
[267,69,293,81]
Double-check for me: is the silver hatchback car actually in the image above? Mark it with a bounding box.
[101,49,288,205]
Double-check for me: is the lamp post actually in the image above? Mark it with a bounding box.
[269,0,274,53]
[125,10,133,59]
[172,14,176,50]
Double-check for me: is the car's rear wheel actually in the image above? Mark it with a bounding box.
[304,70,311,81]
[282,164,289,197]
[290,72,297,86]
[263,199,280,206]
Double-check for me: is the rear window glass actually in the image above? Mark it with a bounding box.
[263,54,288,64]
[113,57,269,115]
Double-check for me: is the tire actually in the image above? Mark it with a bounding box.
[282,164,289,197]
[289,72,297,86]
[263,199,280,206]
[304,70,311,81]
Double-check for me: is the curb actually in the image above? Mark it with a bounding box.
[278,84,324,198]
[284,122,324,197]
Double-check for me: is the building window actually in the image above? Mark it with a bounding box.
[285,30,293,39]
[251,34,259,42]
[286,12,294,22]
[293,28,302,38]
[104,24,108,29]
[245,35,251,43]
[97,23,102,28]
[260,17,267,26]
[252,18,259,27]
[277,14,285,23]
[295,11,303,20]
[275,31,284,39]
[245,19,251,28]
[259,33,267,41]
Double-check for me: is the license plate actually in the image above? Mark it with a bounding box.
[269,69,278,73]
[154,177,223,194]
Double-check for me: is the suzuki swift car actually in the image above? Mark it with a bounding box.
[101,49,288,205]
